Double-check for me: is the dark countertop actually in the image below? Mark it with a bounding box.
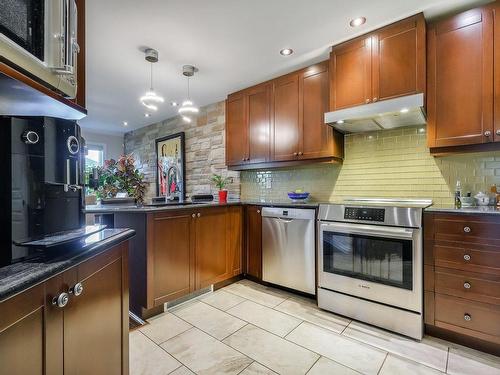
[425,205,500,215]
[0,228,135,301]
[84,200,319,214]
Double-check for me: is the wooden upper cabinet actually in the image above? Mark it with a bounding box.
[330,14,425,110]
[373,14,426,102]
[427,6,495,148]
[226,93,248,166]
[226,61,343,168]
[300,62,342,159]
[330,37,372,110]
[273,74,300,161]
[247,84,272,164]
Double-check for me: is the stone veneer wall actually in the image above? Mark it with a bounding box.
[124,101,240,200]
[241,126,500,206]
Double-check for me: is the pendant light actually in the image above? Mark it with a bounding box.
[139,48,164,111]
[178,65,199,122]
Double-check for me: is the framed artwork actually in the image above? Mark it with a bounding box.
[155,132,185,199]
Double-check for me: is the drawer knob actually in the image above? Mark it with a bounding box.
[192,213,196,218]
[484,130,492,137]
[463,226,471,233]
[463,254,471,261]
[464,314,472,321]
[257,210,260,214]
[70,282,84,296]
[197,212,201,217]
[463,282,471,289]
[52,292,70,308]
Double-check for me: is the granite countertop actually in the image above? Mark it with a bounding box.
[0,228,135,301]
[425,205,500,215]
[84,200,320,213]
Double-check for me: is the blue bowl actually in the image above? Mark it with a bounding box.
[287,192,310,200]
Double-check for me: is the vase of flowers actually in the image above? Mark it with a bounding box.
[96,154,148,204]
[211,174,231,203]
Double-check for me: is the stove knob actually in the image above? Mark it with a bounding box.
[21,130,40,145]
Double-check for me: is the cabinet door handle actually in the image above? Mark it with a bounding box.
[192,213,196,218]
[256,209,260,214]
[197,213,201,217]
[373,97,378,102]
[52,292,70,308]
[496,130,500,136]
[484,130,492,137]
[463,226,471,233]
[293,152,298,156]
[464,313,472,321]
[463,282,471,289]
[365,99,371,103]
[463,254,471,261]
[298,152,303,156]
[70,282,84,296]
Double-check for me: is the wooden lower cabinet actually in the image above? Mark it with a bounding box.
[148,206,243,307]
[424,212,500,355]
[195,207,231,289]
[149,211,195,307]
[245,205,263,279]
[0,241,129,374]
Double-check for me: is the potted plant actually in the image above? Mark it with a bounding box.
[95,154,148,204]
[211,174,231,203]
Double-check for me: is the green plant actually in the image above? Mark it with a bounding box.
[211,174,231,190]
[96,154,148,204]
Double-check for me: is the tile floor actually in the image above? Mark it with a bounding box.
[130,280,500,375]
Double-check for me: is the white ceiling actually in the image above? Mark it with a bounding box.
[80,0,490,134]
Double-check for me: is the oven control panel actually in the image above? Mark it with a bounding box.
[344,207,385,222]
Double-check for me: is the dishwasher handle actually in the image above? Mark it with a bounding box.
[261,207,315,220]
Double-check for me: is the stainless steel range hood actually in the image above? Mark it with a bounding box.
[325,93,426,134]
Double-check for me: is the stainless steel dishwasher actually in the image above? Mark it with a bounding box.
[262,207,316,294]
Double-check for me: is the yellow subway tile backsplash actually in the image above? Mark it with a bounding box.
[240,126,500,205]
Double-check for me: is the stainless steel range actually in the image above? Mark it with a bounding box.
[317,198,432,340]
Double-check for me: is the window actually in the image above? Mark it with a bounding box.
[85,144,105,169]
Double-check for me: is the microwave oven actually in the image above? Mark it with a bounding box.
[0,0,79,98]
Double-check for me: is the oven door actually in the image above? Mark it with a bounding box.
[318,221,422,312]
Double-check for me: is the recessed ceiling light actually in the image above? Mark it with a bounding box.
[349,17,366,27]
[400,108,409,113]
[123,121,128,126]
[280,48,294,56]
[337,120,344,124]
[171,101,178,107]
[144,113,151,118]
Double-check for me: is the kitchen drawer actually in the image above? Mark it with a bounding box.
[435,294,500,343]
[434,243,500,275]
[435,267,500,305]
[433,215,500,246]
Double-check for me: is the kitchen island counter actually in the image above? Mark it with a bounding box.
[0,228,135,301]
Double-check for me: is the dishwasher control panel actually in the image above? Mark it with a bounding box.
[344,207,385,222]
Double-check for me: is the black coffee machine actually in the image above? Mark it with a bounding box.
[0,116,85,266]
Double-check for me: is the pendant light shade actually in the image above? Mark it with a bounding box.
[140,48,164,111]
[178,65,199,122]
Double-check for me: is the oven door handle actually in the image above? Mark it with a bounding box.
[319,222,416,240]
